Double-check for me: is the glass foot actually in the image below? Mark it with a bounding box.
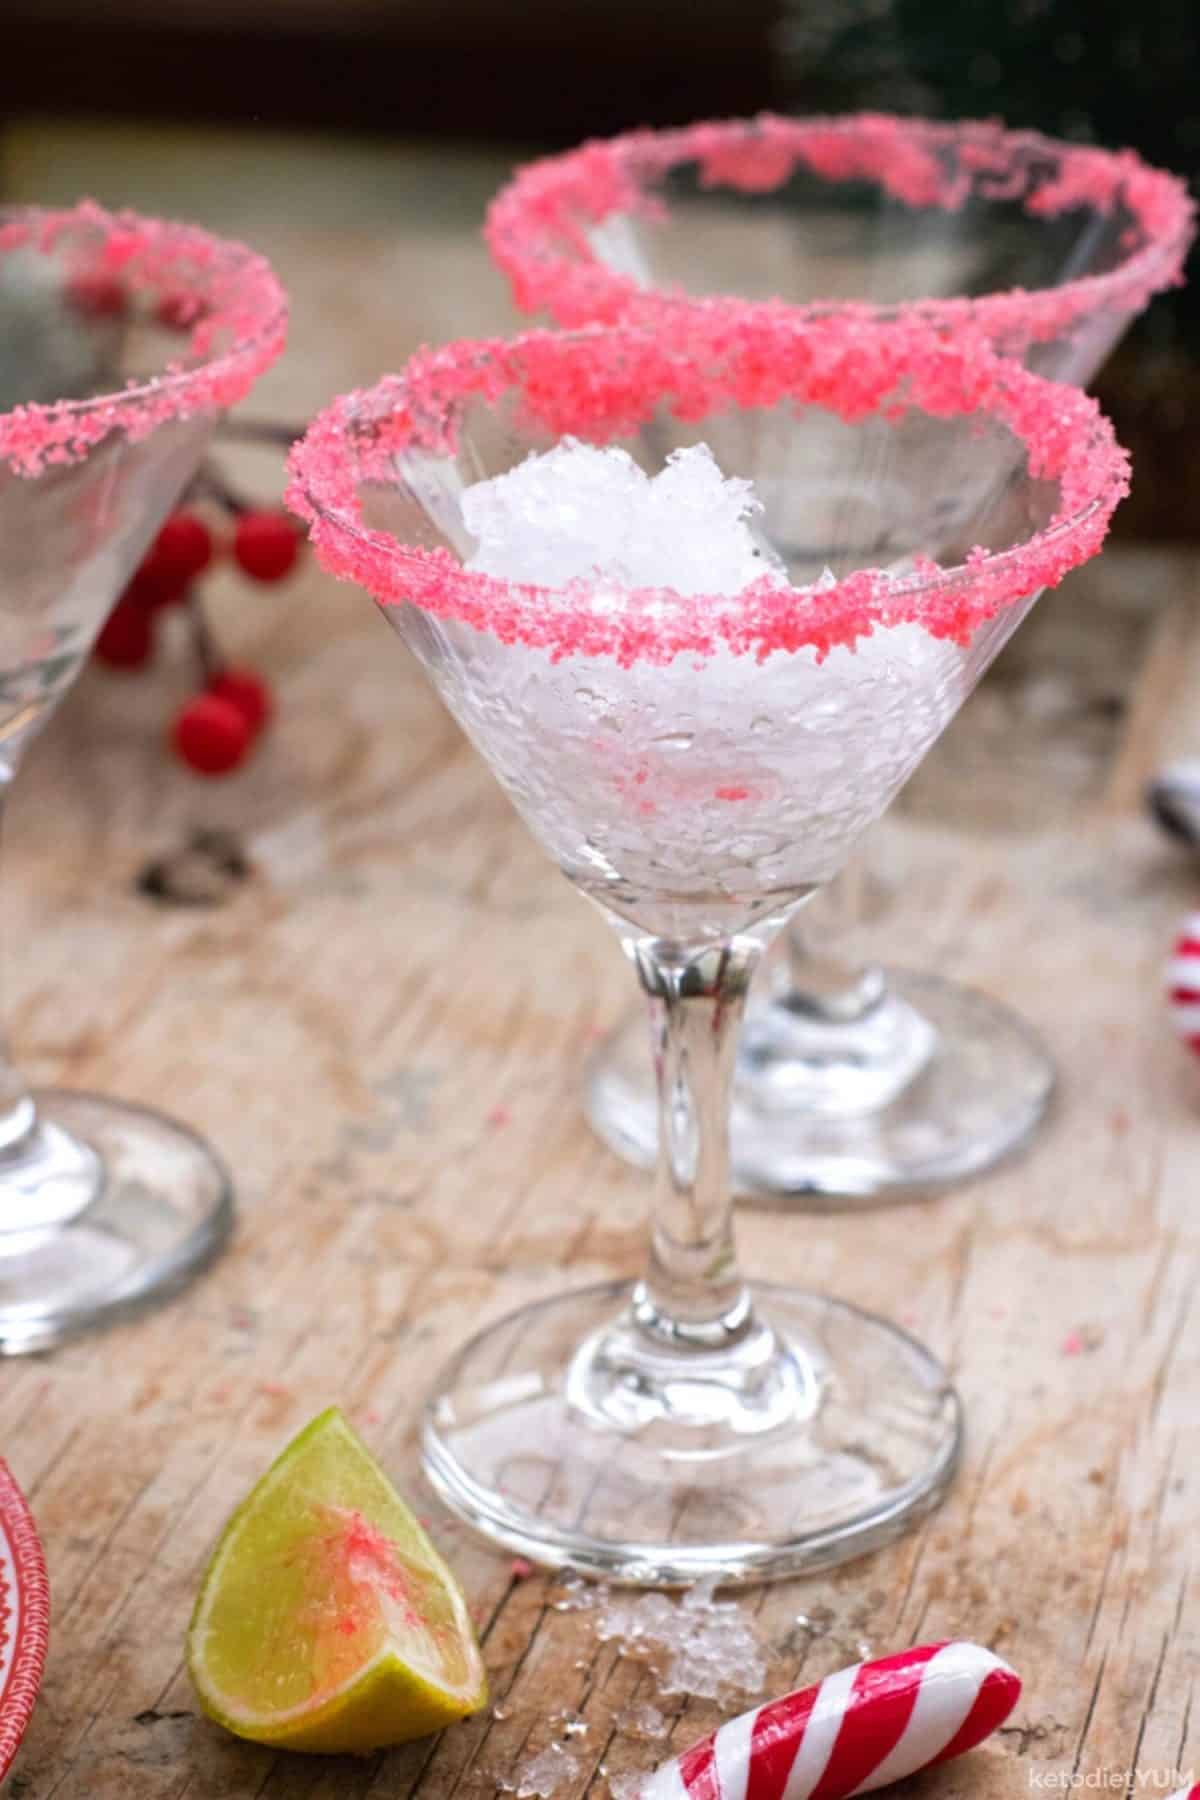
[0,1089,233,1354]
[586,970,1054,1205]
[422,1279,962,1585]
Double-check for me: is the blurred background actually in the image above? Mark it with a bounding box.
[2,0,1197,539]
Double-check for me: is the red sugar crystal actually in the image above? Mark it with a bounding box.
[486,113,1194,347]
[0,201,287,479]
[286,311,1129,671]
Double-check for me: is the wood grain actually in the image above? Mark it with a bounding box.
[1,121,1199,1800]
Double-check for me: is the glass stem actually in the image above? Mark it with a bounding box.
[0,787,37,1158]
[631,934,758,1351]
[774,860,886,1024]
[777,924,886,1023]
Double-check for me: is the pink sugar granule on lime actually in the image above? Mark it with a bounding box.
[330,1508,422,1622]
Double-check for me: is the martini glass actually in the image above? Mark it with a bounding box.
[0,202,287,1353]
[288,311,1128,1582]
[487,113,1193,1201]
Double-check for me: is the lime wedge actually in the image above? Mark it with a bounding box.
[187,1407,487,1754]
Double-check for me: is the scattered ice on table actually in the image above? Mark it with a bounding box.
[551,1572,602,1612]
[594,1578,766,1700]
[549,1707,589,1738]
[603,1769,648,1800]
[463,440,785,598]
[616,1701,667,1739]
[681,1577,722,1611]
[514,1743,581,1797]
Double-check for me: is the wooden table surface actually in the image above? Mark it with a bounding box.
[3,120,1200,1800]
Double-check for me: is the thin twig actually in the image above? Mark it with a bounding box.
[190,458,251,516]
[214,418,303,448]
[188,592,224,687]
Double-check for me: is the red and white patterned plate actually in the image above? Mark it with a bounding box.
[0,1460,49,1784]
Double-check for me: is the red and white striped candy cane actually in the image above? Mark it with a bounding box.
[643,1641,1020,1800]
[1167,915,1200,1058]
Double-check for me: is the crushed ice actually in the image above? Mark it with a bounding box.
[604,1771,647,1800]
[616,1701,667,1739]
[593,1577,767,1700]
[550,1573,598,1612]
[463,440,786,598]
[512,1744,581,1798]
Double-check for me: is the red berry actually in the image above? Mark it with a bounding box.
[123,563,188,612]
[155,290,203,331]
[149,511,213,584]
[233,511,299,583]
[65,271,128,319]
[207,668,272,735]
[124,512,212,611]
[171,695,253,777]
[94,600,154,669]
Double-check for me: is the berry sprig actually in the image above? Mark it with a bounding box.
[61,270,299,781]
[93,463,302,777]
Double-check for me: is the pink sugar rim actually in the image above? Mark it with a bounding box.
[0,201,288,477]
[485,112,1195,345]
[0,1459,50,1783]
[285,311,1130,669]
